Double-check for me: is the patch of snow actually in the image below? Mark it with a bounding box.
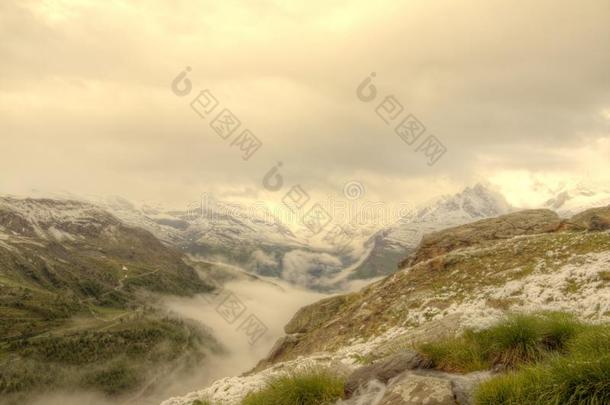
[162,250,610,405]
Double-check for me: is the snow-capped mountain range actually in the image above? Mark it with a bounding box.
[345,184,513,280]
[7,182,609,290]
[543,184,610,217]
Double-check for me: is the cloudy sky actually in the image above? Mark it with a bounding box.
[1,0,609,209]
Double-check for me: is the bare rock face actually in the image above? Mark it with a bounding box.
[345,363,492,405]
[252,294,356,372]
[448,371,492,405]
[261,333,304,365]
[404,209,562,267]
[380,371,456,405]
[567,205,610,231]
[284,294,354,334]
[344,351,425,398]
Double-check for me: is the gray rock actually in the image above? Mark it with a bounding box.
[338,380,387,405]
[345,351,425,397]
[567,205,610,231]
[406,209,561,266]
[448,371,492,405]
[262,333,303,364]
[380,371,456,405]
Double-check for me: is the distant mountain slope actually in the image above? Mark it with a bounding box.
[95,196,305,278]
[260,206,610,366]
[16,182,609,290]
[347,184,512,280]
[0,197,220,403]
[0,197,213,297]
[543,183,610,217]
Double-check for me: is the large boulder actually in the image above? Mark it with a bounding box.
[404,209,561,267]
[566,205,610,231]
[376,370,492,405]
[448,371,492,405]
[344,351,425,398]
[252,294,356,372]
[379,371,456,405]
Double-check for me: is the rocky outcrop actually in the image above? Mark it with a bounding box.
[566,205,610,231]
[262,333,304,364]
[285,295,355,334]
[251,294,358,372]
[402,209,562,267]
[346,368,492,405]
[255,207,610,370]
[344,351,425,397]
[164,205,610,405]
[380,372,456,405]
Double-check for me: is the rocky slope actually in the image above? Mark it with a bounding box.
[96,195,305,279]
[47,185,513,289]
[0,197,221,404]
[21,183,610,292]
[347,184,512,280]
[163,205,610,404]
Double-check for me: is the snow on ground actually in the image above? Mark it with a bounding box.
[392,250,610,335]
[160,250,610,405]
[159,326,406,405]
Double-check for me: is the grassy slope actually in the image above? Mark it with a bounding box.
[416,313,610,405]
[242,369,345,405]
[259,229,610,367]
[0,201,219,403]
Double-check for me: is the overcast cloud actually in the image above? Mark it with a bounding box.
[1,0,609,208]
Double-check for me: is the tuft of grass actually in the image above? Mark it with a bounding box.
[349,353,375,365]
[476,351,610,404]
[475,364,543,404]
[417,329,488,372]
[481,314,548,367]
[475,321,610,405]
[417,312,584,372]
[567,324,610,358]
[563,278,581,294]
[241,369,345,405]
[192,400,211,405]
[539,312,586,351]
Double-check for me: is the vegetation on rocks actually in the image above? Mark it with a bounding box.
[0,198,221,403]
[241,369,345,405]
[257,206,610,369]
[417,312,584,372]
[415,312,609,404]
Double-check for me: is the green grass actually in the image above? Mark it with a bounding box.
[473,321,610,404]
[417,312,584,372]
[241,369,345,405]
[0,315,218,399]
[415,312,609,404]
[476,350,610,404]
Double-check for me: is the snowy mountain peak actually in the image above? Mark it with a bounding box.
[543,183,610,217]
[0,196,120,240]
[415,183,511,223]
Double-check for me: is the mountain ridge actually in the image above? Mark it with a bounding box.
[0,196,222,404]
[162,204,610,405]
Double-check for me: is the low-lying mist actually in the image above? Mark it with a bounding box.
[6,276,328,405]
[162,276,328,383]
[123,275,328,404]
